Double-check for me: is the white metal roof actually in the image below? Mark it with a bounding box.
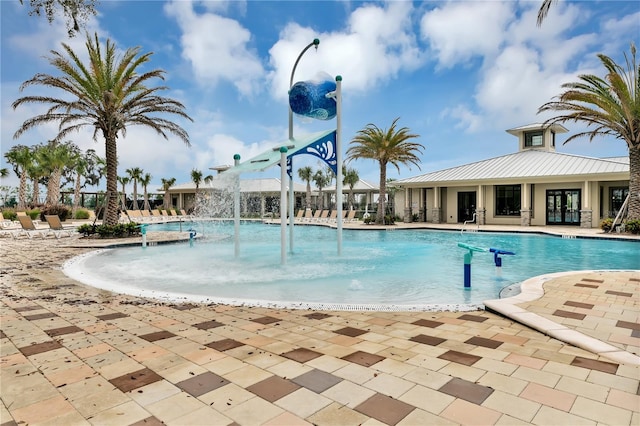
[165,178,307,193]
[395,149,629,186]
[505,123,568,136]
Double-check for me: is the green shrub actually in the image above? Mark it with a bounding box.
[625,219,640,234]
[2,208,17,221]
[600,218,613,232]
[82,221,142,238]
[28,209,41,220]
[74,209,90,220]
[77,223,96,236]
[40,205,70,221]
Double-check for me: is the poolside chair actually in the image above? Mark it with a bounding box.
[328,210,337,222]
[14,215,51,239]
[295,209,304,222]
[319,210,329,222]
[311,210,323,222]
[346,210,357,222]
[303,209,314,222]
[151,209,166,222]
[180,209,195,220]
[44,215,74,239]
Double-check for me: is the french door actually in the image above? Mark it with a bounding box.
[546,189,580,225]
[457,191,476,223]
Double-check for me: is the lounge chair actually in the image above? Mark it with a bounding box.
[319,210,329,222]
[14,215,51,239]
[180,209,195,220]
[328,210,338,222]
[44,215,74,238]
[346,210,357,222]
[303,209,314,222]
[295,209,304,221]
[311,210,323,222]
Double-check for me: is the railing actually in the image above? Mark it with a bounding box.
[460,213,478,234]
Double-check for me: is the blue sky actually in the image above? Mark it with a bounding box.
[1,0,638,193]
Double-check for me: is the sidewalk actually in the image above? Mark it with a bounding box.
[1,232,638,425]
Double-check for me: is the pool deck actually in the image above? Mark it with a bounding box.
[1,223,638,425]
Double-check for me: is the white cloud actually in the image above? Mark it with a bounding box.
[267,1,423,101]
[420,1,514,68]
[164,0,264,97]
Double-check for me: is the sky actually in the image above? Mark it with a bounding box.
[1,0,638,194]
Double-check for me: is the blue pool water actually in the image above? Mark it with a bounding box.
[66,222,639,309]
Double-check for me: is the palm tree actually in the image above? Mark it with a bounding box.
[4,145,33,210]
[38,142,74,206]
[538,43,639,221]
[69,150,88,216]
[126,167,143,210]
[12,32,192,226]
[118,176,130,210]
[537,0,558,27]
[139,172,152,211]
[346,117,424,224]
[312,168,331,210]
[27,145,47,207]
[297,166,313,210]
[343,166,359,211]
[191,169,213,193]
[160,177,176,209]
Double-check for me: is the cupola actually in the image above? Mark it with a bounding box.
[506,123,568,152]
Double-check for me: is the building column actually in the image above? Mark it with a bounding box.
[431,186,441,224]
[403,188,411,222]
[520,183,531,226]
[419,188,426,222]
[476,185,485,225]
[581,180,592,228]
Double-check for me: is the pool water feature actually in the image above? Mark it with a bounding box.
[65,222,639,310]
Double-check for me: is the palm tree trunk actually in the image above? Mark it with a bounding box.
[628,147,640,221]
[305,182,311,209]
[18,172,27,210]
[73,172,81,216]
[31,179,39,207]
[133,181,138,210]
[46,169,61,206]
[143,188,150,211]
[377,161,387,225]
[104,132,119,226]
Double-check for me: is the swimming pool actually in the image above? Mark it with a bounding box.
[65,222,639,310]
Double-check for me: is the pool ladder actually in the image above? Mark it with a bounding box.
[461,213,479,234]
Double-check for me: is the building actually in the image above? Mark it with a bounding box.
[392,123,630,228]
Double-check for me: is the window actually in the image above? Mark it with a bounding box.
[496,185,521,216]
[524,131,543,147]
[610,187,629,217]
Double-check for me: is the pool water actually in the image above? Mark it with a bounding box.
[66,222,639,309]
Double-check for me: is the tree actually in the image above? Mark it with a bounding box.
[160,177,176,209]
[140,172,152,211]
[346,117,424,224]
[537,0,558,27]
[312,168,331,210]
[118,176,130,211]
[19,0,99,37]
[69,149,88,215]
[4,145,33,210]
[297,166,313,210]
[126,167,143,210]
[343,166,359,211]
[191,169,212,193]
[12,32,192,226]
[0,168,8,178]
[538,43,639,221]
[37,141,75,206]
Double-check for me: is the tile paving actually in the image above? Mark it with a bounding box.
[0,231,639,425]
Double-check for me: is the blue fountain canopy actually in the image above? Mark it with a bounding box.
[224,129,337,175]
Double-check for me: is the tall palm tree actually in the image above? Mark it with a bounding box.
[312,168,331,210]
[539,43,639,221]
[343,166,359,211]
[160,177,176,209]
[118,176,130,210]
[346,117,424,224]
[12,32,192,225]
[4,145,33,210]
[297,166,313,210]
[126,167,143,210]
[139,172,152,211]
[26,145,47,207]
